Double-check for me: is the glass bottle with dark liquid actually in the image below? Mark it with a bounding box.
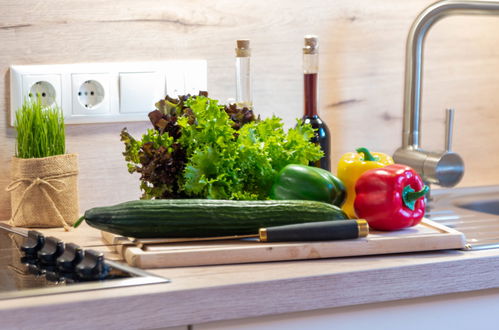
[302,35,331,171]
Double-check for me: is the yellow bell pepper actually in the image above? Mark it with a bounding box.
[337,147,394,218]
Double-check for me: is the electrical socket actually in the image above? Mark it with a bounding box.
[28,80,57,107]
[10,60,207,125]
[71,74,110,115]
[10,71,62,125]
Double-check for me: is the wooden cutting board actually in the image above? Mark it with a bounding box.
[101,218,466,269]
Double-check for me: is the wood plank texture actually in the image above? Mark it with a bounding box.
[1,0,499,220]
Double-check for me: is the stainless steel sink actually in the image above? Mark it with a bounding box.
[428,185,499,250]
[455,199,499,216]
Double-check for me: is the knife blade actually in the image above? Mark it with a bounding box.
[130,219,368,247]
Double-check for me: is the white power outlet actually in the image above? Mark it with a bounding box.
[9,60,207,125]
[10,73,62,125]
[28,80,57,107]
[71,74,110,115]
[78,80,105,109]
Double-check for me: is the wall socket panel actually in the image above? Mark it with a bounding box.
[10,60,207,125]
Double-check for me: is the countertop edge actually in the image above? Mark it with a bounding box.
[2,249,499,329]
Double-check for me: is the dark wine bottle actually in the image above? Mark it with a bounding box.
[302,35,331,171]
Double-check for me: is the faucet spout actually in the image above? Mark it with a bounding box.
[403,0,499,149]
[395,0,499,187]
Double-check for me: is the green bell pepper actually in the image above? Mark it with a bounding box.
[270,164,346,207]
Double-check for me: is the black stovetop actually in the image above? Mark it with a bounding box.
[0,223,168,300]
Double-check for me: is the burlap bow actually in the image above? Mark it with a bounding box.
[6,172,77,231]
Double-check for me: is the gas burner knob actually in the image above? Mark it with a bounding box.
[37,237,64,268]
[45,270,62,283]
[75,249,109,281]
[57,243,84,273]
[20,230,45,260]
[27,263,43,276]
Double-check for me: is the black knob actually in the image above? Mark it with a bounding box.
[75,249,109,281]
[45,270,62,282]
[27,263,43,276]
[37,237,64,268]
[57,243,84,273]
[21,231,45,259]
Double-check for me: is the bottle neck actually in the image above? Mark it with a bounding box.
[235,56,252,108]
[303,52,318,74]
[303,53,319,117]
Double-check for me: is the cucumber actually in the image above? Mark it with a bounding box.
[78,199,348,238]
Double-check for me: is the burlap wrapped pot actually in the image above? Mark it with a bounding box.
[6,153,79,230]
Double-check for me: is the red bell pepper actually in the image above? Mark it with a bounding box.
[353,164,429,231]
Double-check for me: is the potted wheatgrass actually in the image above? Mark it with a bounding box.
[7,97,79,230]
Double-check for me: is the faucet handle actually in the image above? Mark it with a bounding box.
[444,108,455,152]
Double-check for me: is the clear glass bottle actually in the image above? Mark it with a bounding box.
[302,35,331,171]
[235,39,252,109]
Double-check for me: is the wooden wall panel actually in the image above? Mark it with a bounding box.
[1,0,499,219]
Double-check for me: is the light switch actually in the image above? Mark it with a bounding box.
[119,72,165,114]
[184,60,208,95]
[166,62,185,97]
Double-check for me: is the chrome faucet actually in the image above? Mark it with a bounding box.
[394,0,499,187]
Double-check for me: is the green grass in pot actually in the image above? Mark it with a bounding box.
[15,96,65,158]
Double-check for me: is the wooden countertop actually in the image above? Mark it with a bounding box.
[2,222,499,329]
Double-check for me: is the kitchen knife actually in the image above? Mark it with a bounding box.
[132,219,368,246]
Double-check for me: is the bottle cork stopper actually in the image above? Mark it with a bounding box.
[303,35,318,54]
[236,39,251,57]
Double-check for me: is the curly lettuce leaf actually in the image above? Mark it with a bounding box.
[121,128,186,199]
[178,96,323,200]
[232,117,323,199]
[122,94,323,200]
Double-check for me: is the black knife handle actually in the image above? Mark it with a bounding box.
[259,220,368,242]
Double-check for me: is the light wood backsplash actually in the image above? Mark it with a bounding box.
[1,0,499,219]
